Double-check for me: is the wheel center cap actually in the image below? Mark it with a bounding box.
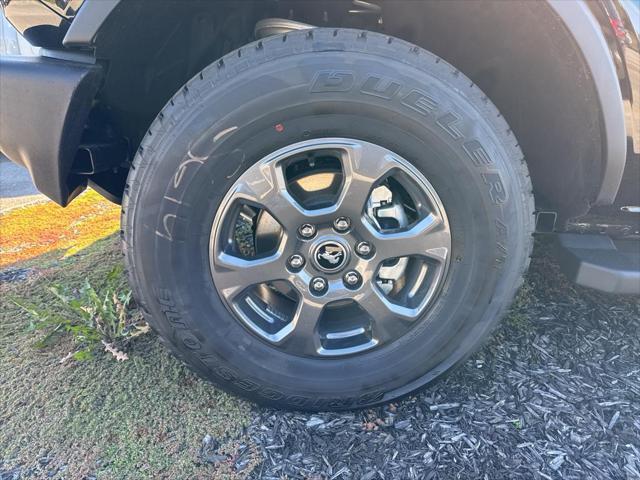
[313,241,348,273]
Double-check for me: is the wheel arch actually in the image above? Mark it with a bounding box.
[546,0,626,207]
[79,0,624,223]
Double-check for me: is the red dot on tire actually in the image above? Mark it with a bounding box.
[275,123,285,133]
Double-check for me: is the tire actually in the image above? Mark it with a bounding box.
[122,28,534,410]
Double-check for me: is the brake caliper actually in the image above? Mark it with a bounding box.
[367,185,409,295]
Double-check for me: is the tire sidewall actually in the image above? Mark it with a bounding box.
[126,31,529,409]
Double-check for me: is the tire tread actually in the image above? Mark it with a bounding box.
[122,28,535,409]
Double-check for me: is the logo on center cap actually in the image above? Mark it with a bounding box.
[314,242,347,272]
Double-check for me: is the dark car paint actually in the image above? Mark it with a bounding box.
[0,0,638,208]
[2,0,70,47]
[40,0,86,20]
[0,55,102,205]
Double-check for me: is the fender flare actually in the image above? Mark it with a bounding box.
[62,0,121,47]
[62,0,627,205]
[547,0,626,205]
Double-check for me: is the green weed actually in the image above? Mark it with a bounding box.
[13,265,147,361]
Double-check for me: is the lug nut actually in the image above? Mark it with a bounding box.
[311,277,328,294]
[288,254,305,270]
[356,241,373,257]
[343,270,361,287]
[298,223,316,239]
[333,216,351,233]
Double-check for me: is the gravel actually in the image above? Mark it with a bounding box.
[247,247,640,480]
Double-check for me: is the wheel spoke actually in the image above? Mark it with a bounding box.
[233,161,305,229]
[214,251,288,299]
[370,214,450,263]
[337,143,398,218]
[357,283,418,343]
[280,300,324,355]
[210,138,452,358]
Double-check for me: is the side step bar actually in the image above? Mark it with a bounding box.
[556,233,640,295]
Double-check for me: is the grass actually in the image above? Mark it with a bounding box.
[0,195,255,479]
[13,262,148,362]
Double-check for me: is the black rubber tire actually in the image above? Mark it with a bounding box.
[122,29,534,410]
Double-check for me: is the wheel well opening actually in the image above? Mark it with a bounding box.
[90,0,603,222]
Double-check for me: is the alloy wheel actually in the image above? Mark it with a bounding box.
[210,138,451,357]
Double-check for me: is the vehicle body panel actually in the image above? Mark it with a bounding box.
[1,0,69,48]
[548,0,626,205]
[616,0,640,155]
[0,55,102,205]
[0,0,637,209]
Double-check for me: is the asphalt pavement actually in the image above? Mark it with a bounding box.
[0,155,45,213]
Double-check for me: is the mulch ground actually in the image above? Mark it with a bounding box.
[246,247,639,480]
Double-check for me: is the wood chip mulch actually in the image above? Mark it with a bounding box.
[247,250,640,480]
